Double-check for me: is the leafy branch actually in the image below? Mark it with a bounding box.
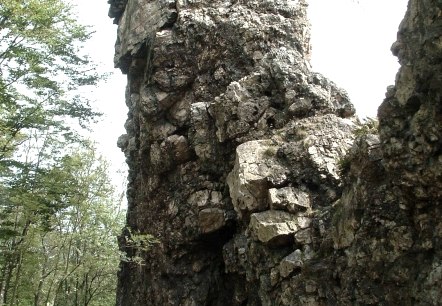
[121,228,159,266]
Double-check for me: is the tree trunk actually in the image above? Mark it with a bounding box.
[9,250,24,306]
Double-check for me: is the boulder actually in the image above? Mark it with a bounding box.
[249,210,298,246]
[227,140,288,218]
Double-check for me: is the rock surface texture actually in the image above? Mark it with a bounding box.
[110,0,441,305]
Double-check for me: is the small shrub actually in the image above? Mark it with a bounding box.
[338,155,351,176]
[354,117,378,137]
[121,227,159,266]
[263,146,278,157]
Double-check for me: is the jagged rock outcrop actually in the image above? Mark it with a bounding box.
[110,0,441,305]
[322,1,442,303]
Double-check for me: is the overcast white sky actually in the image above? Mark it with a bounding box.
[72,0,409,188]
[308,0,408,117]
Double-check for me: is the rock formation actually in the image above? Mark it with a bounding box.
[109,0,441,304]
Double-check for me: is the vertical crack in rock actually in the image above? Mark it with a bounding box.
[111,0,441,305]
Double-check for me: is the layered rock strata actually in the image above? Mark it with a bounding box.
[110,0,441,305]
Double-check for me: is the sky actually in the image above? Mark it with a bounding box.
[74,0,128,190]
[308,0,408,117]
[72,0,409,188]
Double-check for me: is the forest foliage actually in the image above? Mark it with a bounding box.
[0,1,125,305]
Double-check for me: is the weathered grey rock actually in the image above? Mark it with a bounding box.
[116,133,129,150]
[198,208,225,234]
[379,0,442,201]
[268,187,311,213]
[279,249,303,278]
[150,134,191,172]
[227,140,288,218]
[294,228,313,244]
[280,114,356,185]
[279,246,315,278]
[111,0,442,305]
[108,0,127,21]
[249,210,299,246]
[189,102,215,161]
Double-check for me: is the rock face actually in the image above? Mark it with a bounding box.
[110,0,441,305]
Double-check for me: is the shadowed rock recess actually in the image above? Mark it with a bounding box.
[109,0,441,305]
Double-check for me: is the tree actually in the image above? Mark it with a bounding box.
[0,1,122,305]
[0,0,101,163]
[0,143,124,306]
